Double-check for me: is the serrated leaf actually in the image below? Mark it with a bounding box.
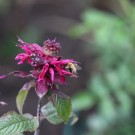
[0,111,39,135]
[16,81,35,114]
[54,92,72,123]
[41,102,64,125]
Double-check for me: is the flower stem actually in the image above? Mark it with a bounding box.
[34,97,43,135]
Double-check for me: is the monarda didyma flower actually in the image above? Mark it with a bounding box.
[0,37,80,98]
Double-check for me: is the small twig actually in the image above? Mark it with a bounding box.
[34,97,43,135]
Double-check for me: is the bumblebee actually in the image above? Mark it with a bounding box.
[65,62,81,74]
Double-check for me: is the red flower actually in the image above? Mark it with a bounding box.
[0,37,80,98]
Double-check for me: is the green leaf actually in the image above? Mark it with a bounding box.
[0,111,39,135]
[82,9,131,47]
[54,92,72,123]
[72,91,95,111]
[41,102,78,125]
[41,102,64,125]
[16,81,35,114]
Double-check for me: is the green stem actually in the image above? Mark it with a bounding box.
[34,97,43,135]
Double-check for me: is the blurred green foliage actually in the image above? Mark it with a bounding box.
[66,0,135,135]
[0,0,10,14]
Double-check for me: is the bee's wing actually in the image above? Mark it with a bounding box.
[74,64,82,70]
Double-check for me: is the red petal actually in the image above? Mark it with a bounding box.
[49,68,54,82]
[36,80,48,98]
[54,74,66,84]
[50,59,75,65]
[0,71,30,79]
[61,69,77,77]
[9,71,31,78]
[0,75,6,79]
[17,36,24,44]
[38,64,49,81]
[15,53,29,64]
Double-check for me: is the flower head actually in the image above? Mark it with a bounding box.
[43,39,61,55]
[0,37,80,98]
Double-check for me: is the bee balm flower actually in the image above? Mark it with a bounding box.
[0,37,80,98]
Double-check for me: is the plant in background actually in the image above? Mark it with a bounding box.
[0,37,80,135]
[66,0,135,135]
